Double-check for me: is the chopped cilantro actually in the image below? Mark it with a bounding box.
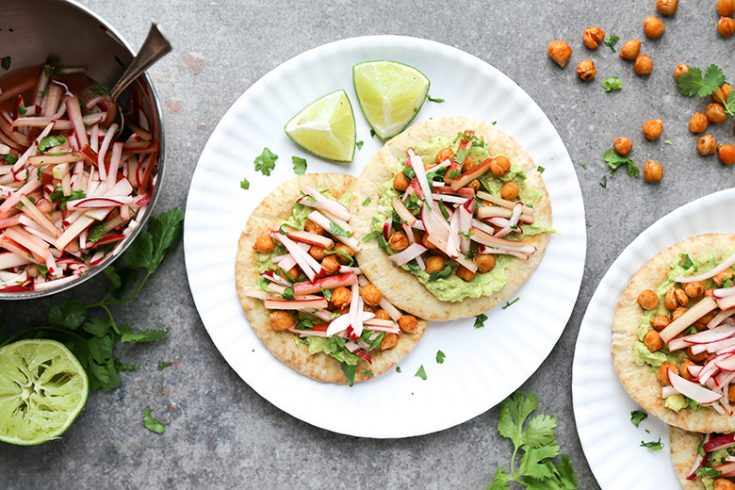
[602,76,622,93]
[291,156,307,175]
[297,318,313,330]
[436,350,445,364]
[143,408,166,434]
[454,147,470,166]
[18,105,26,117]
[157,360,172,371]
[630,410,648,428]
[361,197,371,206]
[502,297,520,309]
[49,188,86,210]
[427,95,445,103]
[322,288,333,302]
[537,165,545,174]
[87,223,107,243]
[0,56,10,71]
[356,140,364,150]
[362,230,381,243]
[329,222,352,238]
[604,148,639,177]
[370,128,376,138]
[254,147,277,176]
[438,200,450,219]
[696,467,722,477]
[428,262,454,281]
[474,313,488,329]
[396,366,402,373]
[281,287,295,300]
[579,162,588,170]
[341,362,357,386]
[603,35,620,52]
[599,175,608,188]
[4,153,18,165]
[38,135,66,153]
[362,369,374,378]
[447,167,462,179]
[415,365,427,380]
[664,139,672,145]
[640,438,664,451]
[240,177,250,190]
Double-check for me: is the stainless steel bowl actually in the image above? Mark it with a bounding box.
[0,0,166,300]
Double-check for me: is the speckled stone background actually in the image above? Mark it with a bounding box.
[2,0,735,488]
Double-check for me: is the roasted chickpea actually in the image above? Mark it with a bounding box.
[680,359,696,381]
[456,265,477,282]
[651,314,671,331]
[334,242,355,263]
[360,284,382,307]
[718,0,735,16]
[576,59,597,81]
[645,330,665,352]
[425,255,447,274]
[715,478,735,490]
[715,84,733,105]
[697,134,718,156]
[393,171,410,192]
[474,254,496,273]
[644,16,666,39]
[547,40,573,68]
[468,179,481,193]
[436,147,455,164]
[719,17,735,38]
[489,156,512,176]
[613,137,633,156]
[309,246,327,261]
[583,26,606,49]
[462,155,479,173]
[398,314,419,333]
[714,270,735,286]
[500,182,519,201]
[689,345,709,362]
[673,63,689,79]
[304,220,324,235]
[638,289,660,310]
[718,144,735,165]
[388,231,410,251]
[672,306,688,321]
[254,232,275,253]
[619,39,641,61]
[644,160,664,183]
[642,119,664,141]
[674,288,689,307]
[287,266,300,281]
[375,309,390,320]
[684,281,705,299]
[380,333,398,350]
[321,255,340,275]
[656,361,677,384]
[689,112,709,134]
[331,286,352,310]
[269,311,296,331]
[665,287,680,310]
[421,232,437,250]
[696,312,716,330]
[706,104,728,125]
[634,54,654,76]
[657,0,678,15]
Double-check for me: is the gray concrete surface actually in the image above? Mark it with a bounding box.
[2,0,734,488]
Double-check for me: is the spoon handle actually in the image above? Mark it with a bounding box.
[110,23,172,101]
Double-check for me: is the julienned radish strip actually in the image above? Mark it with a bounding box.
[407,149,433,207]
[306,210,361,251]
[402,223,425,271]
[293,272,356,296]
[709,309,735,329]
[675,251,735,283]
[476,191,534,215]
[273,233,318,281]
[326,310,375,337]
[447,160,493,191]
[476,206,533,224]
[388,243,427,266]
[469,228,536,253]
[668,370,723,404]
[263,298,328,310]
[286,230,333,249]
[717,295,735,311]
[392,196,416,226]
[379,297,402,322]
[300,185,351,222]
[661,296,719,343]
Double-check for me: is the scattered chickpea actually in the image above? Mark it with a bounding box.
[719,17,735,38]
[474,254,496,273]
[634,54,654,76]
[714,270,735,286]
[304,220,324,235]
[689,112,709,134]
[287,266,300,281]
[374,309,390,321]
[500,182,520,201]
[360,284,382,307]
[637,289,660,310]
[672,306,688,321]
[380,333,398,350]
[657,362,677,384]
[642,119,664,141]
[613,137,633,156]
[269,311,296,331]
[619,39,641,61]
[706,103,728,125]
[321,255,340,275]
[333,243,355,264]
[331,286,352,310]
[674,288,689,306]
[684,282,705,298]
[576,59,597,81]
[388,231,410,251]
[583,26,606,49]
[468,179,481,193]
[547,40,573,68]
[425,255,447,274]
[645,330,664,352]
[718,0,735,16]
[643,160,664,184]
[462,155,479,173]
[393,171,410,192]
[436,147,454,164]
[696,312,716,330]
[398,314,419,333]
[673,63,689,79]
[657,0,678,16]
[680,359,696,381]
[644,16,666,40]
[719,144,735,165]
[664,287,679,310]
[254,232,275,253]
[421,232,437,250]
[714,84,733,105]
[456,265,477,282]
[489,156,512,176]
[309,246,327,261]
[689,346,709,362]
[697,134,718,156]
[651,314,671,331]
[715,478,735,490]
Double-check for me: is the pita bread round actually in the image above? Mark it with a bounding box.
[612,234,735,432]
[670,427,706,490]
[235,173,427,384]
[351,116,552,321]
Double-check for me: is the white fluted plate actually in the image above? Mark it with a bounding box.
[573,189,735,488]
[185,36,586,438]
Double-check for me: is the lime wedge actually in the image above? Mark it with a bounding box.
[0,339,89,445]
[353,60,430,140]
[284,90,356,162]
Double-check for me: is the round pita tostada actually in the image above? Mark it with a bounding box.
[235,173,426,384]
[612,233,735,433]
[670,427,704,490]
[351,116,552,321]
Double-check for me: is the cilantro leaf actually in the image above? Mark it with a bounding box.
[519,444,560,480]
[604,148,639,178]
[724,90,735,116]
[38,135,66,153]
[427,95,445,103]
[428,261,454,281]
[436,350,445,364]
[341,362,357,386]
[82,317,112,338]
[395,366,401,373]
[48,300,87,330]
[555,454,578,489]
[474,313,488,329]
[0,56,10,71]
[49,188,86,210]
[361,230,381,242]
[602,76,622,93]
[498,391,538,447]
[415,364,427,380]
[523,413,557,448]
[362,197,371,206]
[696,467,722,477]
[640,438,664,451]
[122,208,184,274]
[158,360,173,371]
[119,325,170,343]
[356,140,364,150]
[488,468,512,490]
[87,223,106,243]
[630,409,648,427]
[240,177,250,190]
[254,147,278,176]
[291,156,307,175]
[281,287,295,300]
[4,153,18,164]
[329,222,352,238]
[677,65,725,97]
[603,35,619,52]
[143,408,166,434]
[537,165,545,174]
[599,175,608,188]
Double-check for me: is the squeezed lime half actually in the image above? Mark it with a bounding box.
[0,339,89,445]
[353,60,430,140]
[284,89,356,162]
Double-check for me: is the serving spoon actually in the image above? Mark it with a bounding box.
[102,23,172,133]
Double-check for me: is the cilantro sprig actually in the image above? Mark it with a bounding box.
[677,65,726,97]
[489,391,577,490]
[254,147,278,176]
